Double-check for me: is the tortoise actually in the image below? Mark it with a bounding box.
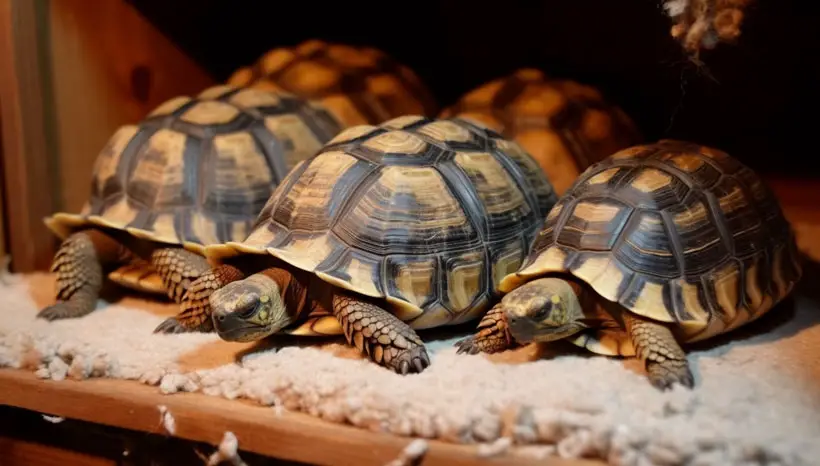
[439,68,642,196]
[227,39,438,127]
[38,84,344,329]
[455,139,803,389]
[168,115,559,374]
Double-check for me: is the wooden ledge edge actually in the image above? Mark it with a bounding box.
[0,369,601,466]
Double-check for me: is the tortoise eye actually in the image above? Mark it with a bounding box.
[532,300,553,320]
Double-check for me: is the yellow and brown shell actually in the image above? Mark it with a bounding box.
[439,68,642,196]
[44,85,344,256]
[206,115,559,333]
[502,140,803,344]
[227,39,438,127]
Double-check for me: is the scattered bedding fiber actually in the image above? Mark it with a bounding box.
[1,245,819,465]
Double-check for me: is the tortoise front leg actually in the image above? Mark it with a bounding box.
[454,305,519,354]
[622,312,695,390]
[153,264,245,334]
[38,229,133,321]
[332,291,430,374]
[150,247,211,304]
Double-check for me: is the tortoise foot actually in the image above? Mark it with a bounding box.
[37,302,92,321]
[646,359,695,390]
[153,316,209,334]
[454,335,482,355]
[454,305,513,355]
[390,345,431,375]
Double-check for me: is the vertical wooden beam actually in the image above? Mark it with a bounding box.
[0,0,58,273]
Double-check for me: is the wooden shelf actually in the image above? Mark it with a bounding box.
[0,369,601,466]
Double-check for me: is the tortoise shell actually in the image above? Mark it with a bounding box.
[501,140,803,344]
[44,85,344,256]
[227,39,438,127]
[206,115,559,333]
[439,68,642,196]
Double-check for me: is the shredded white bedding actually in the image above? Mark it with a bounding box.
[1,271,819,465]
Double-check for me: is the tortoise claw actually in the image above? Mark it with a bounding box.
[154,317,199,334]
[391,345,430,375]
[454,335,481,355]
[37,303,74,321]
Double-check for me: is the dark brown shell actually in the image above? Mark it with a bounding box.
[440,68,642,196]
[502,140,803,343]
[227,39,438,127]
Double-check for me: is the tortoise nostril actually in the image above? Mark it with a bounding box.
[217,315,226,322]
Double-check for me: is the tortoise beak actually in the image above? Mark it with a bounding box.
[213,311,264,342]
[505,312,539,343]
[212,295,267,342]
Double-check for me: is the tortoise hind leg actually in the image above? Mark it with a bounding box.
[623,312,694,390]
[331,291,430,374]
[153,264,245,334]
[38,229,133,321]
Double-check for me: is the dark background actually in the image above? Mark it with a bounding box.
[128,0,820,177]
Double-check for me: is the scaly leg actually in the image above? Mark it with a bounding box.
[38,229,133,321]
[150,247,211,304]
[153,264,245,334]
[332,291,430,374]
[454,305,518,354]
[623,312,694,390]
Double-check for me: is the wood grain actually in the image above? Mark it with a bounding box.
[0,0,58,273]
[0,369,601,466]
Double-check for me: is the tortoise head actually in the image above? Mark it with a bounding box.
[500,277,589,344]
[210,273,293,342]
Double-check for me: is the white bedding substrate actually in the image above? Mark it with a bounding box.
[1,266,819,466]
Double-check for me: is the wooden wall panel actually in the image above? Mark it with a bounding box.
[0,0,215,272]
[0,0,57,273]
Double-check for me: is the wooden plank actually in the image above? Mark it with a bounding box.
[0,0,58,273]
[0,0,215,273]
[0,436,116,466]
[0,369,601,466]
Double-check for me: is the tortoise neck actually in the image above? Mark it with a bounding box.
[259,266,310,323]
[561,275,598,319]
